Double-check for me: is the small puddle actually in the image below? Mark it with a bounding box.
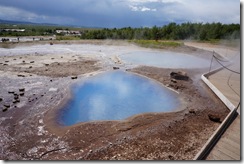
[58,71,180,126]
[120,51,210,68]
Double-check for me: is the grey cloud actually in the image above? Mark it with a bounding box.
[0,0,240,28]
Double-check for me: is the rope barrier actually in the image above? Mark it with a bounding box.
[213,55,240,74]
[227,73,240,97]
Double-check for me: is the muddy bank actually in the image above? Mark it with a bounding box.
[0,41,230,160]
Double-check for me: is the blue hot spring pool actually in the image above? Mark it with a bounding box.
[120,51,210,68]
[58,71,180,126]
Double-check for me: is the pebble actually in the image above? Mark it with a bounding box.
[4,104,10,108]
[2,107,8,112]
[19,88,25,92]
[71,76,78,80]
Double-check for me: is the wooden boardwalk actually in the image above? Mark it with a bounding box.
[206,115,240,160]
[185,41,241,161]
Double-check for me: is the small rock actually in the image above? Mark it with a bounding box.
[17,74,25,77]
[30,61,35,63]
[22,60,25,63]
[2,107,8,112]
[171,79,177,83]
[45,64,49,66]
[113,67,120,70]
[208,114,221,123]
[170,71,189,81]
[189,109,196,114]
[13,99,20,104]
[29,66,32,69]
[5,61,9,63]
[168,155,174,160]
[19,93,24,96]
[8,91,15,94]
[0,98,3,102]
[14,95,19,100]
[4,104,10,108]
[19,88,25,92]
[71,76,78,80]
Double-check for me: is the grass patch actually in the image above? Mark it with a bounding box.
[129,40,183,49]
[56,35,81,40]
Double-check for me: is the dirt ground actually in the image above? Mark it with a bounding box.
[0,40,230,160]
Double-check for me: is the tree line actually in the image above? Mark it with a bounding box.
[0,22,240,41]
[81,22,240,41]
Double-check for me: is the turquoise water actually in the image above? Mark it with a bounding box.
[120,51,210,68]
[58,71,180,126]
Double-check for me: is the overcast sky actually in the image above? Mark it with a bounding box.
[0,0,240,28]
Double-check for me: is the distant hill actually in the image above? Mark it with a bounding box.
[0,19,57,26]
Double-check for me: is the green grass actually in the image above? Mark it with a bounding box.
[129,40,183,49]
[56,35,81,40]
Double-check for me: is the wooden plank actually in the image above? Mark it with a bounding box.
[223,132,240,142]
[225,125,241,132]
[220,137,240,149]
[216,140,240,155]
[208,149,235,160]
[216,144,240,160]
[222,134,241,144]
[217,141,240,153]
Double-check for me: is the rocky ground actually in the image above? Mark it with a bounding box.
[0,40,230,160]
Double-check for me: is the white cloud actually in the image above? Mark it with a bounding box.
[129,5,157,12]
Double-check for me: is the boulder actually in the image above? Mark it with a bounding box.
[170,71,189,81]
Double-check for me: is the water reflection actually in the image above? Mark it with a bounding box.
[59,71,180,126]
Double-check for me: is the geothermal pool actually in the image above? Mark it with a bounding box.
[120,51,210,68]
[59,71,180,126]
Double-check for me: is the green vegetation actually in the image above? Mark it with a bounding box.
[81,23,240,41]
[0,22,240,41]
[56,35,81,40]
[129,40,183,49]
